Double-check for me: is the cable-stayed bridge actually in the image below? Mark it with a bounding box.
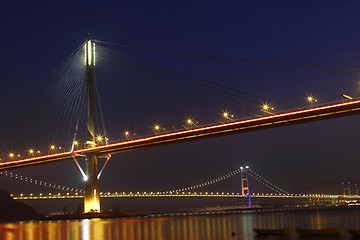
[1,38,359,213]
[1,98,360,170]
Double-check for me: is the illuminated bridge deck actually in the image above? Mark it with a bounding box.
[12,192,360,200]
[2,99,360,170]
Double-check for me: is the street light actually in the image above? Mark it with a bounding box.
[124,131,131,140]
[222,111,233,120]
[307,95,317,108]
[262,104,274,113]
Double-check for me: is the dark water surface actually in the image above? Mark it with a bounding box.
[1,209,360,240]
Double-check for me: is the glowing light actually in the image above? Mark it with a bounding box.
[342,94,353,100]
[223,112,229,118]
[87,40,92,66]
[83,175,88,181]
[17,154,20,157]
[187,119,192,124]
[29,149,34,154]
[93,42,96,66]
[9,153,14,157]
[263,104,269,110]
[154,125,160,130]
[50,145,55,150]
[74,141,78,146]
[37,151,40,153]
[307,96,313,102]
[97,136,103,141]
[125,131,129,136]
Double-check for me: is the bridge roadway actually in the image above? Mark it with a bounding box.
[11,191,360,200]
[2,99,360,170]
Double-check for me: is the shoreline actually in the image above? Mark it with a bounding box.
[3,204,358,223]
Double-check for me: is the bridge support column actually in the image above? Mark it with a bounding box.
[84,153,100,212]
[83,38,101,213]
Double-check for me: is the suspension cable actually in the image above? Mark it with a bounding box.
[94,40,360,71]
[0,171,83,193]
[164,167,243,193]
[248,169,289,194]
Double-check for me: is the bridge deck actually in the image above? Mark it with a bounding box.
[2,99,360,170]
[12,192,360,200]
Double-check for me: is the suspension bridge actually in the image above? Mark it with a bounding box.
[1,38,359,213]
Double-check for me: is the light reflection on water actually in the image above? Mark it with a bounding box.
[0,209,359,240]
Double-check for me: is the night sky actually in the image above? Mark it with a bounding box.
[1,1,360,212]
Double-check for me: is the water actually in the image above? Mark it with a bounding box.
[1,209,360,240]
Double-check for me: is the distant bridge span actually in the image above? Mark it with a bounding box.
[2,99,360,170]
[12,192,360,201]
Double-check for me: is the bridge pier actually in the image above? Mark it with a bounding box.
[84,153,100,212]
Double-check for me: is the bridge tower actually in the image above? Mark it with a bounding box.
[342,181,351,196]
[84,38,100,212]
[241,166,251,207]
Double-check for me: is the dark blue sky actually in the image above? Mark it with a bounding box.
[1,1,360,206]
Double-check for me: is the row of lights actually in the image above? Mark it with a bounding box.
[7,135,109,159]
[6,95,321,159]
[9,146,61,158]
[95,95,321,142]
[149,95,317,134]
[13,192,349,199]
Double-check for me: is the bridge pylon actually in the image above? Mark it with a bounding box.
[241,166,251,207]
[342,181,351,196]
[84,38,100,213]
